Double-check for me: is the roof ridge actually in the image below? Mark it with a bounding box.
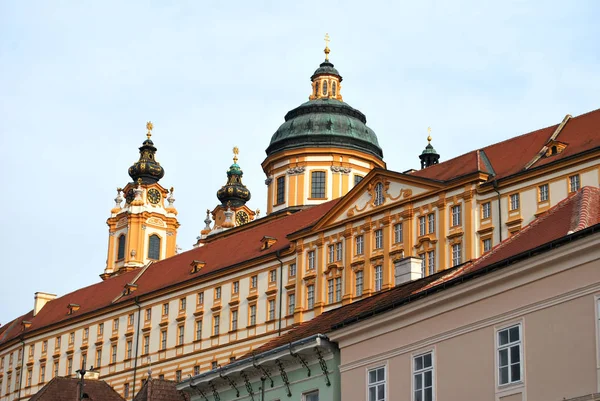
[571,187,600,233]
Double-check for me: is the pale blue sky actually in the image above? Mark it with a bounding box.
[1,1,599,324]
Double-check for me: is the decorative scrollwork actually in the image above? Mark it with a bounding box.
[287,166,306,175]
[208,380,220,401]
[330,165,351,174]
[276,359,292,397]
[315,347,331,386]
[241,371,255,401]
[189,381,209,401]
[290,344,311,377]
[219,371,240,397]
[253,358,274,388]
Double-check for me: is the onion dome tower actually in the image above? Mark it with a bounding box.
[102,122,180,279]
[419,128,440,169]
[262,34,386,214]
[208,147,256,234]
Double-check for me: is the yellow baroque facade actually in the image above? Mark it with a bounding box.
[0,43,599,401]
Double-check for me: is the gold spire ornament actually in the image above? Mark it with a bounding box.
[324,33,331,60]
[427,127,432,143]
[233,146,239,163]
[146,121,153,139]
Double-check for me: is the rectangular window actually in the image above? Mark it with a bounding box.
[251,275,258,289]
[67,357,73,375]
[394,223,403,243]
[289,263,297,277]
[96,349,102,367]
[162,303,169,316]
[276,176,286,204]
[178,325,184,345]
[26,368,32,387]
[539,184,549,202]
[124,383,130,398]
[311,171,326,198]
[143,335,150,354]
[215,286,222,300]
[483,238,492,252]
[179,297,187,311]
[510,193,520,211]
[482,202,491,219]
[413,352,433,401]
[328,279,334,304]
[328,244,335,263]
[56,336,61,349]
[368,366,386,401]
[145,308,152,321]
[40,365,46,383]
[231,310,238,331]
[354,175,364,185]
[288,294,296,315]
[110,345,117,364]
[126,340,132,359]
[569,174,580,192]
[194,365,200,376]
[213,315,220,336]
[335,277,342,302]
[451,205,461,227]
[304,390,319,401]
[112,318,119,332]
[419,216,426,236]
[336,242,343,261]
[421,254,426,278]
[452,243,462,266]
[268,299,276,320]
[54,361,59,378]
[249,305,257,326]
[233,281,239,294]
[427,250,435,275]
[308,250,316,270]
[197,292,204,305]
[374,265,383,292]
[82,353,87,369]
[269,269,277,283]
[211,361,218,370]
[307,285,315,309]
[29,344,34,357]
[356,235,364,255]
[355,270,364,297]
[497,324,522,385]
[374,229,383,249]
[195,320,202,340]
[175,370,182,383]
[160,330,167,350]
[42,340,48,353]
[428,213,435,234]
[68,332,75,345]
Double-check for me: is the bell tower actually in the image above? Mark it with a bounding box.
[102,122,180,279]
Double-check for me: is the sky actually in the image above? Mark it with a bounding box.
[1,0,599,324]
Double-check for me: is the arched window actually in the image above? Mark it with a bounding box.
[374,182,384,206]
[315,81,319,96]
[332,81,337,96]
[117,235,126,260]
[322,80,328,95]
[148,235,161,260]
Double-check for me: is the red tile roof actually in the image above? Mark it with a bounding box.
[245,187,600,358]
[0,200,339,347]
[412,108,600,182]
[134,379,189,401]
[29,376,125,401]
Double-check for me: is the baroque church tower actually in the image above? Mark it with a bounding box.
[262,35,386,214]
[102,122,180,279]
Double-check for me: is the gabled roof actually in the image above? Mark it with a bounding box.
[246,186,600,357]
[411,108,600,182]
[29,377,125,401]
[0,200,339,347]
[134,379,189,401]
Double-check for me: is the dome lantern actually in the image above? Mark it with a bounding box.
[216,147,251,208]
[128,121,165,184]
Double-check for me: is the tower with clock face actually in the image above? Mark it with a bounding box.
[102,122,180,280]
[205,147,256,236]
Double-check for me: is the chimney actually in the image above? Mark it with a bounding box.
[34,292,57,316]
[394,257,423,285]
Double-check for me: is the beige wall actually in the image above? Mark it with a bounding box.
[334,236,600,400]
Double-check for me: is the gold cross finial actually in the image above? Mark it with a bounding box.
[427,127,432,143]
[233,146,239,163]
[324,33,331,60]
[146,121,153,139]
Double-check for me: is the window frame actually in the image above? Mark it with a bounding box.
[427,213,435,234]
[394,223,403,244]
[307,250,316,270]
[148,234,161,260]
[367,365,387,401]
[569,174,581,193]
[288,293,296,315]
[276,175,286,205]
[509,193,520,211]
[310,171,327,199]
[451,243,462,267]
[482,202,491,219]
[355,270,364,297]
[374,182,385,206]
[496,323,523,387]
[427,250,435,275]
[289,263,297,277]
[374,229,383,249]
[117,234,126,260]
[419,216,426,236]
[307,285,315,309]
[412,351,434,401]
[538,183,549,202]
[374,265,383,292]
[356,235,364,255]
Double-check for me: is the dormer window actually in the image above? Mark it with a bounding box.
[123,283,138,295]
[544,140,567,157]
[260,236,277,251]
[190,260,206,274]
[67,304,80,315]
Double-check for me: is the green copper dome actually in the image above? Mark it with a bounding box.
[266,98,383,159]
